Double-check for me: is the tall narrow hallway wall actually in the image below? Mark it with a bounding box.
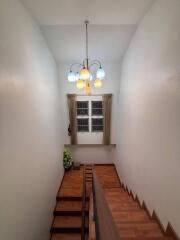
[115,0,180,236]
[0,0,64,239]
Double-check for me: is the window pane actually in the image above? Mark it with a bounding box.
[92,125,103,132]
[77,101,88,109]
[92,118,103,132]
[92,118,103,125]
[77,101,89,116]
[77,108,88,115]
[77,118,89,132]
[92,101,103,116]
[92,101,102,109]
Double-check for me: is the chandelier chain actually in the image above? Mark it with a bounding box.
[85,20,89,68]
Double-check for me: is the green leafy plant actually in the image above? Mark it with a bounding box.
[63,149,73,170]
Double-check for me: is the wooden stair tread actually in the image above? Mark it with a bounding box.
[117,222,164,237]
[58,188,82,198]
[51,233,81,240]
[52,216,89,229]
[52,216,82,229]
[112,210,150,222]
[94,165,121,188]
[109,206,143,212]
[54,200,89,215]
[55,200,82,212]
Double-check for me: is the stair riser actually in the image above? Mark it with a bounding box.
[57,197,89,201]
[54,211,89,216]
[51,228,89,234]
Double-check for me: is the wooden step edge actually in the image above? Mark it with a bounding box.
[50,233,82,240]
[51,227,82,234]
[56,196,82,201]
[115,220,158,224]
[110,209,148,213]
[142,201,152,219]
[152,210,166,235]
[57,196,90,201]
[54,210,89,216]
[165,223,179,239]
[51,227,89,234]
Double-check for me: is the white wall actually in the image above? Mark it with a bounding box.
[68,146,115,164]
[0,0,64,239]
[115,0,180,236]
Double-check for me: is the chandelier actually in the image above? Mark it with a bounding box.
[67,20,105,95]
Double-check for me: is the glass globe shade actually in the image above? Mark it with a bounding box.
[94,79,102,88]
[96,67,105,80]
[68,71,76,82]
[80,68,90,80]
[76,79,85,89]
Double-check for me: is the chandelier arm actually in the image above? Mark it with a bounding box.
[89,62,99,70]
[70,63,84,71]
[89,60,102,69]
[90,60,102,67]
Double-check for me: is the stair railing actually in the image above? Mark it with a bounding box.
[92,171,121,240]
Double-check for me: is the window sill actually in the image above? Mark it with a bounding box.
[64,144,116,147]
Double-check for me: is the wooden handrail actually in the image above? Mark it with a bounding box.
[92,171,121,240]
[89,192,96,240]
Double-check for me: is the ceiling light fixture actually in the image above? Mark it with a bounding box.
[67,20,105,95]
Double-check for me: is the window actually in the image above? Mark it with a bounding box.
[76,99,103,132]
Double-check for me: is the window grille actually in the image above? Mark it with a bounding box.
[92,101,103,116]
[77,101,89,116]
[92,118,103,132]
[77,118,89,132]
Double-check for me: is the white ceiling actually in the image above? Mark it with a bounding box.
[21,0,155,63]
[41,25,136,63]
[21,0,155,26]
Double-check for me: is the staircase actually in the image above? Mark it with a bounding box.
[50,165,178,240]
[50,165,93,240]
[94,165,177,240]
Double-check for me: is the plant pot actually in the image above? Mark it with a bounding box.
[65,166,71,171]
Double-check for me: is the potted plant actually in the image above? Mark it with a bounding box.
[63,149,73,171]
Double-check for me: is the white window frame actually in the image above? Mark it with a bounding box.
[76,95,103,144]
